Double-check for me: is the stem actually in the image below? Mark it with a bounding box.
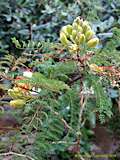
[77,76,85,133]
[0,152,35,160]
[78,96,88,130]
[74,52,88,151]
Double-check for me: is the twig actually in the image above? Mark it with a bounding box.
[28,108,39,128]
[52,110,73,131]
[0,151,35,160]
[0,74,14,81]
[68,75,82,85]
[44,105,72,131]
[52,141,76,145]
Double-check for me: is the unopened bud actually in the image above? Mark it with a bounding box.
[77,26,83,33]
[85,30,95,41]
[10,99,26,108]
[75,36,79,45]
[87,38,99,48]
[82,21,91,32]
[74,17,83,26]
[61,26,68,37]
[60,32,68,46]
[66,25,73,35]
[79,34,85,44]
[72,22,78,30]
[72,30,77,40]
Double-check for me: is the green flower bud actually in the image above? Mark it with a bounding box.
[87,38,99,48]
[85,30,95,41]
[60,32,68,46]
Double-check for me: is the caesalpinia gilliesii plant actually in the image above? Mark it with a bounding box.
[60,17,100,154]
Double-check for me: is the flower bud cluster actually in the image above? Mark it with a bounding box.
[60,17,99,53]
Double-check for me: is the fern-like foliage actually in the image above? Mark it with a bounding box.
[34,88,81,160]
[59,89,80,133]
[0,54,27,72]
[19,72,69,92]
[87,74,113,123]
[12,37,63,55]
[39,61,76,81]
[35,113,65,159]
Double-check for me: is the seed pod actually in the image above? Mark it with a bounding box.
[10,99,26,108]
[85,30,95,41]
[79,34,85,44]
[66,25,73,35]
[87,38,99,48]
[60,32,68,46]
[72,30,77,40]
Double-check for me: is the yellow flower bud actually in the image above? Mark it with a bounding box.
[82,21,91,32]
[61,26,68,35]
[72,22,78,30]
[86,26,91,32]
[72,30,77,40]
[74,17,83,26]
[66,25,73,35]
[79,34,85,44]
[60,32,68,46]
[87,38,99,48]
[85,30,95,41]
[77,26,83,33]
[10,99,26,108]
[75,36,79,45]
[8,88,24,99]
